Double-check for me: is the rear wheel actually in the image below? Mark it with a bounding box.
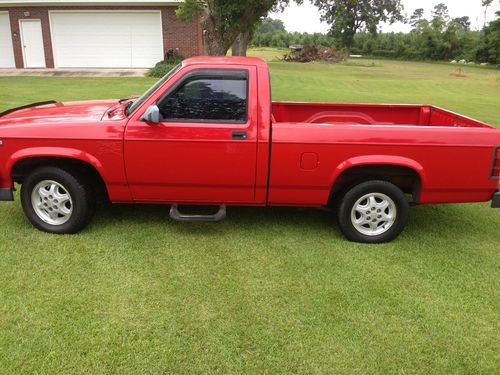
[337,180,409,243]
[21,167,95,234]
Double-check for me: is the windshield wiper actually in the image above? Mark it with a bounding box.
[119,97,135,104]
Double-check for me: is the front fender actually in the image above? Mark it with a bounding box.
[4,147,106,185]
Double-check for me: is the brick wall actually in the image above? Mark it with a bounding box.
[5,6,203,68]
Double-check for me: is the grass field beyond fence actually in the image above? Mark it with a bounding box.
[0,52,499,373]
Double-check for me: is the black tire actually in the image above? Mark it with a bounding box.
[337,180,409,243]
[20,167,96,234]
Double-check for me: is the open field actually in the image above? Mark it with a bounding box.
[0,54,499,373]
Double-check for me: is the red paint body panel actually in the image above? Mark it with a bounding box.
[124,64,260,203]
[268,124,497,205]
[0,57,498,208]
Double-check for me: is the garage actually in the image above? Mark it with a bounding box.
[49,11,164,68]
[0,12,15,68]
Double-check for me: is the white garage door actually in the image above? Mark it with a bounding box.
[50,11,164,68]
[0,12,15,68]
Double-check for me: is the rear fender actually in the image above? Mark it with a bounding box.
[330,155,426,190]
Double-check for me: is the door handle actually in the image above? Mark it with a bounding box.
[231,131,248,140]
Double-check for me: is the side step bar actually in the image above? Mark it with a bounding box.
[169,204,226,222]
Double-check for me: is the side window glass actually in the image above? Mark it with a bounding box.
[159,72,248,123]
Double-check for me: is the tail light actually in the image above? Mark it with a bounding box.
[492,147,500,179]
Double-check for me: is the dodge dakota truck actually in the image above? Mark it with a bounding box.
[0,57,498,243]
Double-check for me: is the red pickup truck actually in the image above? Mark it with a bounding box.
[0,57,498,243]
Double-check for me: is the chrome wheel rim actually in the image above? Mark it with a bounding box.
[31,180,73,226]
[350,192,397,236]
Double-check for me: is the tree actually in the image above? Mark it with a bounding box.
[476,10,500,63]
[177,0,297,56]
[450,16,471,32]
[482,0,494,28]
[231,30,252,57]
[430,3,449,32]
[432,3,449,21]
[256,18,286,33]
[232,18,286,56]
[311,0,404,54]
[409,8,425,29]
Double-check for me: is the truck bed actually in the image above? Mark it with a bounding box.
[272,102,493,128]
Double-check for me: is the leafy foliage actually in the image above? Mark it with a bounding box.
[252,30,337,49]
[431,2,449,21]
[147,62,178,78]
[350,10,500,64]
[311,0,404,52]
[177,0,299,55]
[256,17,286,34]
[409,8,425,28]
[147,49,184,78]
[475,12,500,64]
[252,10,499,64]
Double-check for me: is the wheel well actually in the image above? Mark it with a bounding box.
[12,157,109,203]
[330,164,421,204]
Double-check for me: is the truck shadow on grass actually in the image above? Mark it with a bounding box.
[91,204,336,235]
[87,202,493,241]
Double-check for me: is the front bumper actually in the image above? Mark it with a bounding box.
[0,188,13,201]
[492,190,500,208]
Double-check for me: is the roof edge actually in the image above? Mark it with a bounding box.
[0,1,182,7]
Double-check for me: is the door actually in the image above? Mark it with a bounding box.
[20,19,45,68]
[49,11,163,68]
[0,12,15,68]
[124,66,259,204]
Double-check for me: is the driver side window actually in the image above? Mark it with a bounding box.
[158,70,248,123]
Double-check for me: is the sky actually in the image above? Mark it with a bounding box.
[269,0,500,34]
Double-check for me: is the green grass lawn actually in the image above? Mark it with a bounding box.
[0,54,499,373]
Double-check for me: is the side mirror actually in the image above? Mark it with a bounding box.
[140,104,160,124]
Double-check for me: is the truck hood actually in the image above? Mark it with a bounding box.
[0,100,120,126]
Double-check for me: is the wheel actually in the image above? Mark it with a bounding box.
[337,180,409,243]
[21,167,96,234]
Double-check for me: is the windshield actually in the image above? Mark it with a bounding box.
[126,64,181,116]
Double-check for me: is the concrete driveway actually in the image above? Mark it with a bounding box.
[0,68,148,77]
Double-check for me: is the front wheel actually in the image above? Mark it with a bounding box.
[21,167,95,234]
[337,180,409,243]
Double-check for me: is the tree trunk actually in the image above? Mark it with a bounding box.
[232,31,250,56]
[204,31,229,56]
[202,15,231,56]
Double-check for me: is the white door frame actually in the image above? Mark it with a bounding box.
[19,19,46,68]
[0,11,16,68]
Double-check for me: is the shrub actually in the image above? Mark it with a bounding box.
[147,62,178,78]
[147,48,184,78]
